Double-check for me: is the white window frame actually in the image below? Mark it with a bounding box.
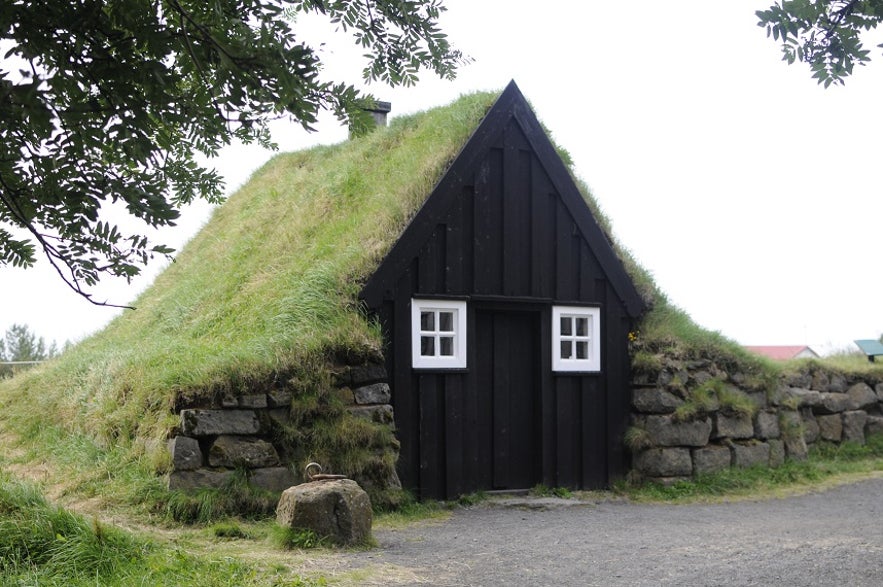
[411,299,468,369]
[552,305,601,372]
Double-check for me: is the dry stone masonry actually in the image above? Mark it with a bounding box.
[630,353,883,484]
[167,360,400,497]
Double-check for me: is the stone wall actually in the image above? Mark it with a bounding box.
[630,354,883,483]
[167,360,400,499]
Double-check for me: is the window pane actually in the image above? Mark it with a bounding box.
[420,311,434,331]
[576,317,588,336]
[561,340,572,359]
[576,341,588,359]
[420,336,435,356]
[439,311,454,332]
[560,317,572,336]
[439,336,454,356]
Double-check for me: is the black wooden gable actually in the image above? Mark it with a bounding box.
[359,82,646,499]
[360,80,645,317]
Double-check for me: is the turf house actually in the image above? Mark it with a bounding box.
[0,82,649,505]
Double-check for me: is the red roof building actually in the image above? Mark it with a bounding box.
[744,345,819,361]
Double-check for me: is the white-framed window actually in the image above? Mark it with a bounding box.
[411,299,467,369]
[552,305,600,372]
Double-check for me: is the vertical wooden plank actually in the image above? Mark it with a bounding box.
[530,160,554,299]
[555,377,579,488]
[444,375,465,498]
[392,268,419,492]
[509,312,537,488]
[540,307,557,487]
[473,149,503,294]
[492,314,511,488]
[461,184,475,297]
[581,376,607,488]
[607,306,632,483]
[502,124,531,296]
[474,311,494,490]
[579,242,602,300]
[417,225,445,294]
[445,191,464,294]
[418,374,445,499]
[555,201,577,301]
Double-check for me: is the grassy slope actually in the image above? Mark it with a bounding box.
[0,92,497,476]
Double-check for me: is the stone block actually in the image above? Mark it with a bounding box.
[817,414,843,442]
[828,373,848,393]
[219,391,239,408]
[642,415,711,447]
[348,404,394,424]
[208,436,280,468]
[353,382,391,405]
[801,409,820,444]
[866,415,883,437]
[168,436,203,471]
[784,435,808,461]
[733,443,770,468]
[692,445,731,475]
[250,467,297,492]
[785,388,821,408]
[634,447,692,477]
[713,413,754,440]
[631,388,683,414]
[876,383,883,402]
[768,439,785,467]
[336,363,387,387]
[816,393,853,415]
[747,392,768,410]
[785,372,812,389]
[267,390,293,408]
[276,479,372,546]
[847,383,877,410]
[754,411,780,440]
[267,408,291,428]
[842,411,868,444]
[811,371,829,392]
[180,409,260,437]
[168,469,234,491]
[239,394,268,409]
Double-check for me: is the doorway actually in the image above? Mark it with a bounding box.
[475,309,540,490]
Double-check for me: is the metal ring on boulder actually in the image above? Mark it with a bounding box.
[304,461,347,482]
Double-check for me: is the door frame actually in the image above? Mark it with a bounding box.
[469,301,546,490]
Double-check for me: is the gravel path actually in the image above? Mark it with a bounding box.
[347,478,883,586]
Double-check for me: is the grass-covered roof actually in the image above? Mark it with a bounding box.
[0,87,791,493]
[1,91,504,447]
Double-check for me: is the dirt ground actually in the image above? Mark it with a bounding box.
[330,478,883,586]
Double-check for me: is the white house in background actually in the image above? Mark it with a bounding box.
[744,345,820,361]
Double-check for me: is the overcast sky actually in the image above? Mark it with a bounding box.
[3,1,882,355]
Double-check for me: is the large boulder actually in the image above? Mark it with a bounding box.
[276,479,372,546]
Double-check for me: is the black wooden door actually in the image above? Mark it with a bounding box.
[475,310,539,490]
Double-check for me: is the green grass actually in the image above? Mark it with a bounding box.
[618,435,883,502]
[0,473,325,586]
